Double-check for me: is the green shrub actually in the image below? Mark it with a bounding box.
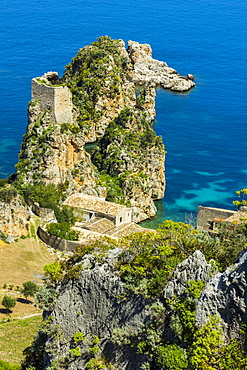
[2,295,16,314]
[0,178,9,188]
[23,183,60,208]
[44,262,63,283]
[21,281,39,301]
[47,222,79,241]
[0,186,17,202]
[155,344,188,369]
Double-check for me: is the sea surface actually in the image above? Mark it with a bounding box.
[0,0,246,225]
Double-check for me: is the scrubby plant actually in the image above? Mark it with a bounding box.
[21,281,39,302]
[233,188,247,209]
[0,186,18,202]
[2,295,16,314]
[43,262,64,283]
[47,222,79,241]
[35,285,58,311]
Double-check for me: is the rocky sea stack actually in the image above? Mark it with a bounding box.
[13,36,194,225]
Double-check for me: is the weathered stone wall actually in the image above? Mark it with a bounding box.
[32,79,73,124]
[37,226,81,252]
[197,206,236,231]
[26,197,55,219]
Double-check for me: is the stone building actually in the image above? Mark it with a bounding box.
[63,193,132,227]
[32,72,73,124]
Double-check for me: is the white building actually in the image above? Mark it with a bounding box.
[63,193,132,227]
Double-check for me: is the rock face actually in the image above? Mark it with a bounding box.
[44,250,151,369]
[18,99,98,194]
[196,248,247,340]
[164,250,213,300]
[0,193,30,237]
[163,248,247,341]
[35,246,247,368]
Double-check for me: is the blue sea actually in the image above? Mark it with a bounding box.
[1,0,246,225]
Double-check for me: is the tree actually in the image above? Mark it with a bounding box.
[47,222,79,241]
[21,281,39,302]
[233,188,247,209]
[2,295,16,314]
[43,262,63,283]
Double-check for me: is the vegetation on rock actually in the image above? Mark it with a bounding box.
[20,217,247,369]
[10,36,165,219]
[64,36,130,132]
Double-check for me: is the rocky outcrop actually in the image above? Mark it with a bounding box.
[164,250,213,300]
[92,107,165,222]
[0,192,30,238]
[196,247,247,340]
[17,99,99,194]
[44,250,151,369]
[162,247,247,342]
[32,244,247,368]
[128,41,195,91]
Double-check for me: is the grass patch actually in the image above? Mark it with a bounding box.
[20,251,36,262]
[0,238,54,292]
[0,315,42,364]
[0,359,20,369]
[29,223,36,239]
[0,235,55,366]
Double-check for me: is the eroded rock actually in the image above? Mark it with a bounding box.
[196,248,247,340]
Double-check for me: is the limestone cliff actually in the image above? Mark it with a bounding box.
[15,36,194,221]
[196,247,247,341]
[0,187,30,238]
[92,107,165,222]
[43,250,151,369]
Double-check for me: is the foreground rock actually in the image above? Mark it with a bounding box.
[164,250,213,300]
[44,250,151,369]
[27,244,247,368]
[196,247,247,340]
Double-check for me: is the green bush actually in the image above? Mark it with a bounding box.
[21,281,39,301]
[23,183,60,208]
[0,178,9,188]
[2,295,16,314]
[47,222,79,241]
[155,344,188,369]
[0,186,17,202]
[64,36,128,132]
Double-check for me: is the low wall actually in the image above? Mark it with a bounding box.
[26,197,55,219]
[197,206,236,231]
[37,227,82,252]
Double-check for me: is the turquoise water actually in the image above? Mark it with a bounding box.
[0,0,246,223]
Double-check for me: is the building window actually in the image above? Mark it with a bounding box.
[120,217,122,223]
